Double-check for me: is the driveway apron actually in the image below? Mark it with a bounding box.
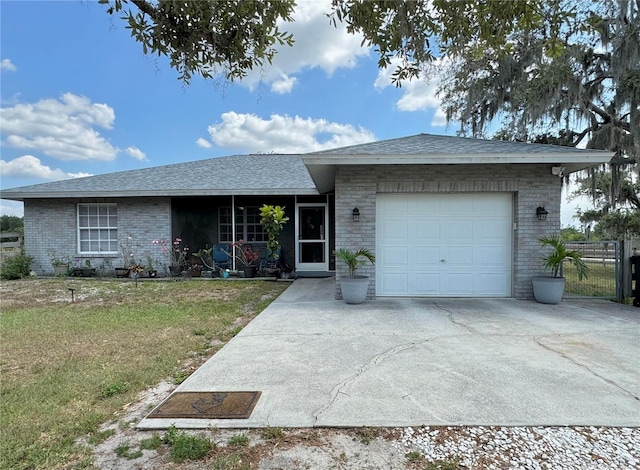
[138,278,640,430]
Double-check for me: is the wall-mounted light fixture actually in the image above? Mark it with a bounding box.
[536,206,549,221]
[352,207,360,222]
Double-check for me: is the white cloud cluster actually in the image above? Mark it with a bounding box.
[374,58,447,126]
[204,111,375,153]
[0,155,92,180]
[1,58,16,72]
[0,93,118,161]
[196,137,212,149]
[242,0,369,92]
[125,146,147,161]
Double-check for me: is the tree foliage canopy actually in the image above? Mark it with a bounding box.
[437,0,639,237]
[101,0,556,85]
[99,0,296,83]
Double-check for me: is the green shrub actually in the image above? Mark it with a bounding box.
[100,381,129,399]
[169,433,211,463]
[139,434,162,450]
[163,425,212,463]
[228,433,249,447]
[0,251,33,280]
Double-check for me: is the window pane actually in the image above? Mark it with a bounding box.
[78,204,118,253]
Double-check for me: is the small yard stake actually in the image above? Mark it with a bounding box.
[68,288,75,302]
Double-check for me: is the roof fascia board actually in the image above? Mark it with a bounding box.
[302,153,613,165]
[1,188,319,200]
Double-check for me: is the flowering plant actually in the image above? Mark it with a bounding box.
[152,237,189,267]
[120,234,135,268]
[48,249,70,266]
[225,240,260,267]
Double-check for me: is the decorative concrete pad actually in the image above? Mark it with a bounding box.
[146,391,261,419]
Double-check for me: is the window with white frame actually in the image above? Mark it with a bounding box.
[218,206,266,243]
[77,203,118,254]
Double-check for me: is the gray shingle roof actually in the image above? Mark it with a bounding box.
[1,154,318,200]
[309,133,612,155]
[2,133,613,200]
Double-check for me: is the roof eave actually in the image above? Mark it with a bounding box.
[301,153,614,165]
[302,153,614,194]
[1,188,320,201]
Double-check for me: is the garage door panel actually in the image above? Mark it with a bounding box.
[409,273,441,294]
[473,273,511,295]
[377,193,512,297]
[379,246,408,267]
[380,219,409,241]
[441,273,474,295]
[379,272,409,295]
[442,196,473,216]
[413,220,440,241]
[473,245,510,267]
[443,220,474,240]
[475,218,511,240]
[409,197,440,215]
[442,246,474,267]
[381,196,409,215]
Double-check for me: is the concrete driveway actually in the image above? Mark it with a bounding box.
[139,277,640,430]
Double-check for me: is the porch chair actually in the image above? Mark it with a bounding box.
[213,244,231,270]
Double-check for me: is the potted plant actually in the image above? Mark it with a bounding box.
[48,250,70,276]
[225,240,260,278]
[333,247,375,304]
[532,234,589,304]
[72,259,96,277]
[153,237,189,276]
[260,204,289,261]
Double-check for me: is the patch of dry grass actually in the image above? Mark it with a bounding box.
[0,278,288,470]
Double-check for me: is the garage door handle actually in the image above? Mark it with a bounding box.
[440,259,446,262]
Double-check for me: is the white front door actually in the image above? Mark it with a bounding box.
[295,204,329,272]
[376,193,513,297]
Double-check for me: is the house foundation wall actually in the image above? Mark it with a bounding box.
[335,164,562,300]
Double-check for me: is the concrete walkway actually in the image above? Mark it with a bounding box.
[138,278,640,429]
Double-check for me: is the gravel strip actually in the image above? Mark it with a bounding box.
[397,426,640,469]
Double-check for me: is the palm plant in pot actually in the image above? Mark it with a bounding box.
[532,234,589,304]
[333,247,375,304]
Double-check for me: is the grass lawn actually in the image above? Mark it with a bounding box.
[0,278,288,470]
[563,259,617,298]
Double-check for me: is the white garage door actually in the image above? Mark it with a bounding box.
[376,193,512,297]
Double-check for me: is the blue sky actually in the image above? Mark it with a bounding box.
[0,0,586,225]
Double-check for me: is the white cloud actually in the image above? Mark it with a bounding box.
[0,200,24,217]
[374,57,447,126]
[241,0,369,92]
[1,59,16,72]
[207,112,375,153]
[271,74,298,94]
[196,137,212,149]
[125,146,147,161]
[0,93,118,161]
[0,155,92,180]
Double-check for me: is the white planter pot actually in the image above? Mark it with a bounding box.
[532,276,566,304]
[340,276,370,304]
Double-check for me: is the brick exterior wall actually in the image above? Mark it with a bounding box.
[335,164,562,300]
[25,197,172,276]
